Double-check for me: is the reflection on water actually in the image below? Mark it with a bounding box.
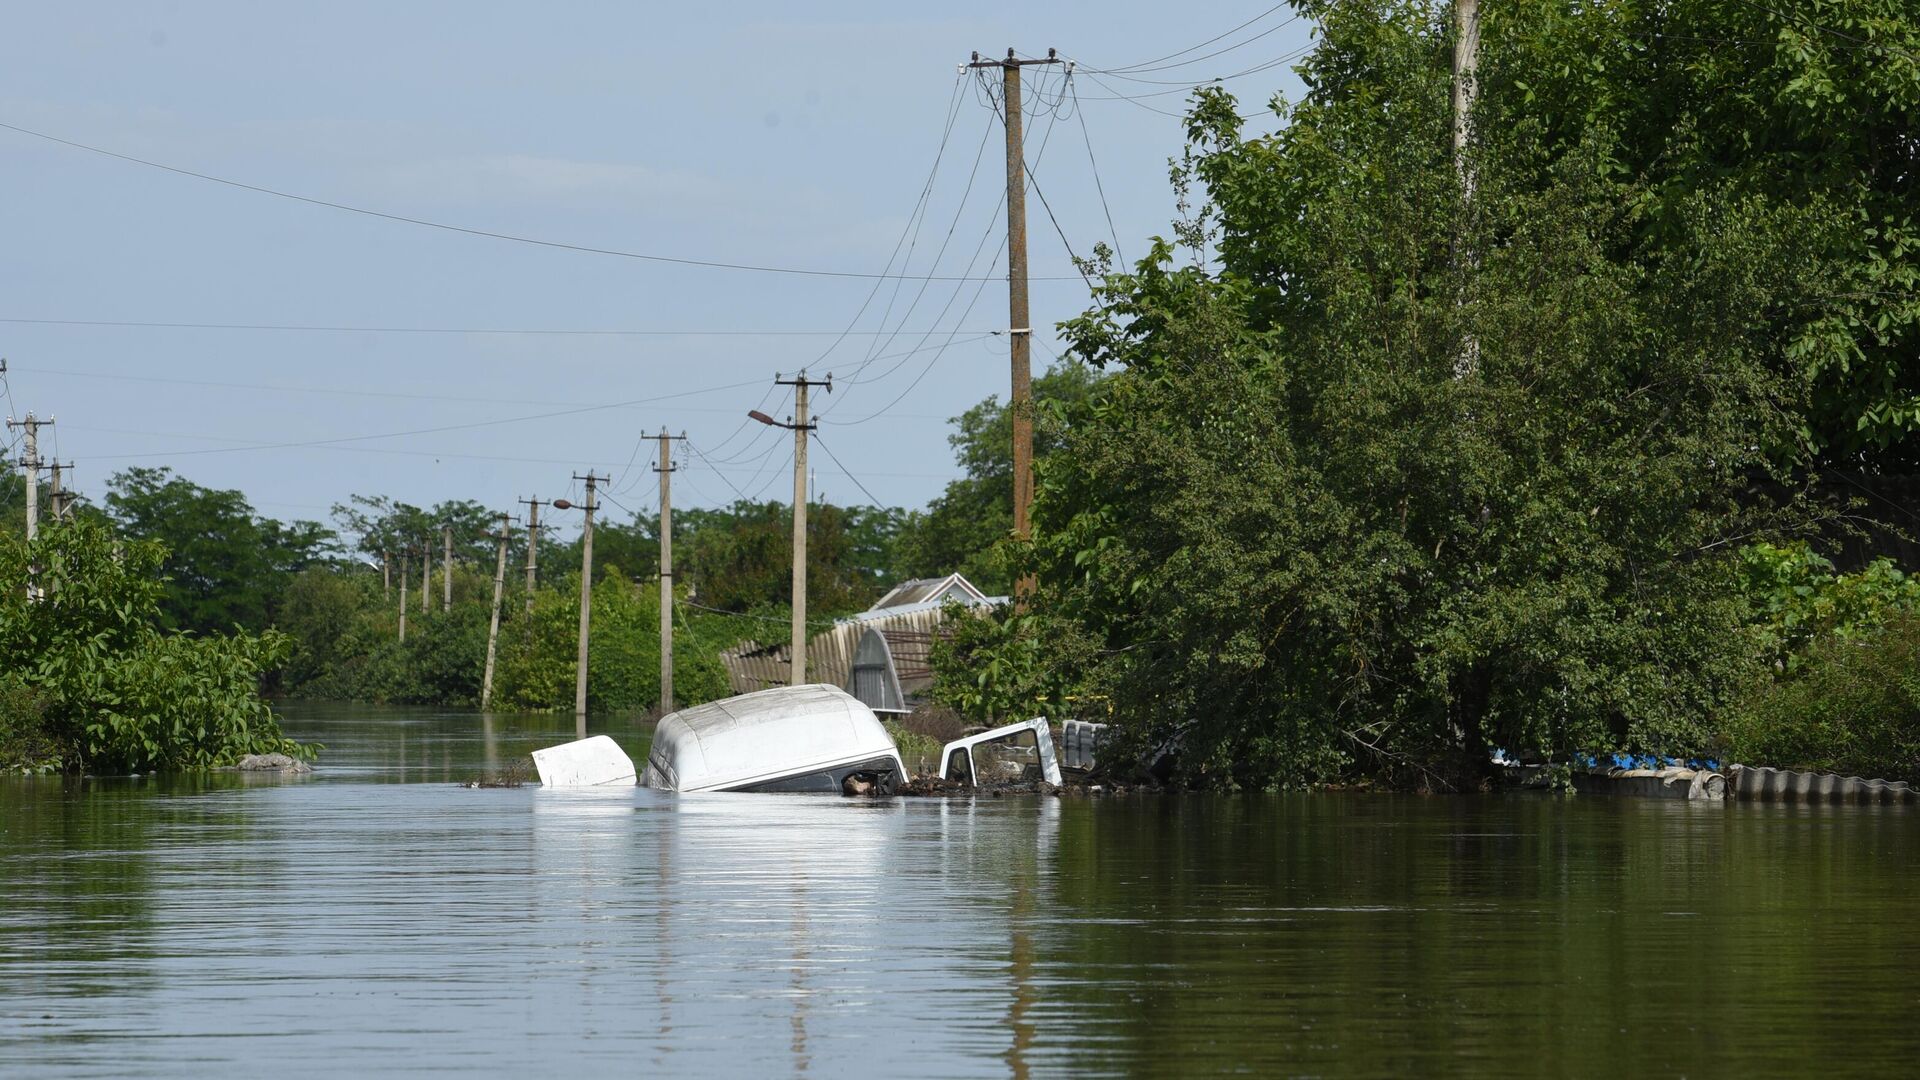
[2,703,1917,1077]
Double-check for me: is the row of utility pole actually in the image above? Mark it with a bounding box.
[7,410,71,601]
[13,28,1482,706]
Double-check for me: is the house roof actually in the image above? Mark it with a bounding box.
[867,572,990,612]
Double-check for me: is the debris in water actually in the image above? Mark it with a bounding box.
[463,762,528,789]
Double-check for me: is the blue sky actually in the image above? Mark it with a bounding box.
[0,2,1314,538]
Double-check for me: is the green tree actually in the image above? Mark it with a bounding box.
[968,1,1837,789]
[1471,0,1920,465]
[893,364,1103,594]
[0,518,307,772]
[106,467,336,633]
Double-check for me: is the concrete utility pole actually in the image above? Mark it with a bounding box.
[420,535,431,614]
[969,47,1058,602]
[1452,0,1481,196]
[8,413,50,543]
[518,495,542,610]
[558,474,606,718]
[382,551,391,599]
[398,550,410,643]
[655,430,687,716]
[9,413,51,601]
[751,373,831,686]
[1451,0,1482,378]
[480,512,511,710]
[48,462,70,522]
[442,525,453,612]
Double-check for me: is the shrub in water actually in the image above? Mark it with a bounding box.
[0,518,310,772]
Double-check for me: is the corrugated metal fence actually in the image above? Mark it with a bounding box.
[719,605,957,695]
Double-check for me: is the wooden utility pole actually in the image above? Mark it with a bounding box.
[480,512,511,710]
[969,48,1058,601]
[441,526,453,612]
[655,429,687,715]
[564,474,606,717]
[764,374,830,686]
[397,550,410,643]
[518,495,542,609]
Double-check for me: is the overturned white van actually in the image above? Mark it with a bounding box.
[640,684,910,794]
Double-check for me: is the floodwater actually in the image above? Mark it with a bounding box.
[3,705,1917,1077]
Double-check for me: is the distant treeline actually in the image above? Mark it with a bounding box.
[0,366,1098,714]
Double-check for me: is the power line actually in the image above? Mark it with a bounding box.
[85,376,766,461]
[788,74,977,377]
[0,119,1088,283]
[1090,10,1303,75]
[810,431,886,508]
[1095,2,1293,73]
[1073,81,1126,268]
[0,317,1003,336]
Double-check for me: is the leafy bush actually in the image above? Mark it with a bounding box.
[1740,542,1920,667]
[1721,614,1920,784]
[490,573,731,714]
[0,518,309,772]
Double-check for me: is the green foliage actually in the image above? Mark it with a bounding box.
[105,466,336,634]
[1469,0,1920,464]
[677,499,886,615]
[490,573,731,713]
[0,517,308,772]
[1722,614,1920,784]
[941,1,1851,790]
[893,364,1104,594]
[929,603,1101,726]
[1739,542,1920,665]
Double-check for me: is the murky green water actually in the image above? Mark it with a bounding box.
[2,704,1916,1077]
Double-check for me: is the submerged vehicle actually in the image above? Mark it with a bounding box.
[938,717,1063,788]
[534,686,1074,795]
[640,684,910,794]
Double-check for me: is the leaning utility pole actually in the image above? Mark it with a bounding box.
[756,374,830,686]
[565,473,606,718]
[655,429,687,715]
[969,47,1059,602]
[518,495,542,610]
[480,512,511,710]
[442,525,453,612]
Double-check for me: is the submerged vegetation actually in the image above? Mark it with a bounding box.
[0,518,310,773]
[6,0,1915,790]
[926,0,1920,789]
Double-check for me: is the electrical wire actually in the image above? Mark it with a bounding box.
[0,317,1002,336]
[809,431,886,508]
[745,447,794,502]
[1089,12,1302,76]
[1072,80,1126,268]
[0,119,1089,283]
[86,375,766,461]
[1094,2,1292,73]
